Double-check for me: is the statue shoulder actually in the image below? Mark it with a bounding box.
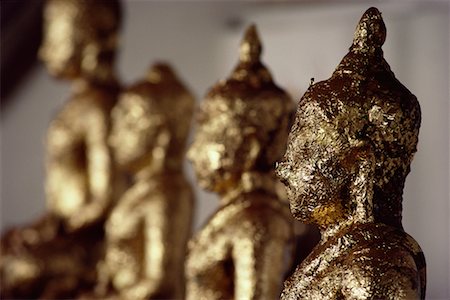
[49,88,114,134]
[228,192,293,241]
[340,225,422,299]
[63,87,117,121]
[114,176,193,216]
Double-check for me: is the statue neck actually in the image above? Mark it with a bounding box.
[133,161,181,183]
[220,171,278,206]
[72,74,118,94]
[319,214,367,243]
[320,154,376,242]
[72,78,90,93]
[373,185,404,230]
[70,55,118,93]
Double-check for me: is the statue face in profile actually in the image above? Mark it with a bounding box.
[40,0,80,78]
[187,26,294,195]
[188,104,244,193]
[187,115,224,191]
[277,102,351,225]
[188,94,293,195]
[110,64,195,173]
[276,7,421,230]
[109,93,163,170]
[39,0,120,81]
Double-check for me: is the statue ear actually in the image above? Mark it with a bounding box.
[153,122,171,151]
[149,116,171,167]
[147,128,167,171]
[81,43,100,76]
[242,135,261,171]
[347,144,376,222]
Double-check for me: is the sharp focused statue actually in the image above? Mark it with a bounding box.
[0,0,121,298]
[277,8,426,300]
[186,25,296,300]
[93,63,195,300]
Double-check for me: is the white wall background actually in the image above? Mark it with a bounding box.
[1,1,449,299]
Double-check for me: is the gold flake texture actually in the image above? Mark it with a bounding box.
[186,25,296,300]
[276,7,426,300]
[95,63,195,300]
[1,0,121,298]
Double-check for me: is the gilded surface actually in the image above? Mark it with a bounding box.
[1,0,121,298]
[92,64,195,300]
[276,8,426,300]
[186,25,296,300]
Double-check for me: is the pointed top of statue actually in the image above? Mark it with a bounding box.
[351,7,386,53]
[239,24,262,63]
[205,22,292,110]
[333,7,387,78]
[147,62,178,83]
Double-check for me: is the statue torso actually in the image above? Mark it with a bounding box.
[47,87,117,164]
[104,173,194,298]
[186,191,294,300]
[46,86,117,220]
[282,223,425,300]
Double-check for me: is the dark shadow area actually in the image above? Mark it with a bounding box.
[1,0,43,105]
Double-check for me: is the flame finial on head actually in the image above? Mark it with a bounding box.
[147,62,177,83]
[352,7,386,53]
[239,24,262,63]
[334,7,387,77]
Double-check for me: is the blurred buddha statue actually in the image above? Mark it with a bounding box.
[92,63,195,300]
[186,25,296,300]
[0,0,121,298]
[41,0,122,232]
[276,8,426,300]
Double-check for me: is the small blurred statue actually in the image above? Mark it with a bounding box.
[1,0,122,298]
[91,63,195,300]
[42,0,122,233]
[276,8,426,300]
[186,25,296,300]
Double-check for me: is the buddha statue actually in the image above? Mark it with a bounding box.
[276,8,426,299]
[186,25,296,300]
[0,0,121,298]
[92,63,195,300]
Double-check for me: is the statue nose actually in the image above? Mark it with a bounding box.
[275,161,290,183]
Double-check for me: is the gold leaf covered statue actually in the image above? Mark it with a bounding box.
[1,0,121,298]
[276,8,426,299]
[186,25,296,300]
[92,63,195,300]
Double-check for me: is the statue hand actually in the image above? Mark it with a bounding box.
[105,208,140,240]
[121,280,157,300]
[65,204,103,232]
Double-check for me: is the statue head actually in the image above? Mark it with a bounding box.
[39,0,121,83]
[109,63,195,174]
[276,8,421,229]
[188,25,294,194]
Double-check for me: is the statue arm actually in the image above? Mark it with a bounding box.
[122,192,193,299]
[341,250,421,299]
[232,217,288,300]
[46,118,88,221]
[98,193,144,295]
[66,107,114,230]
